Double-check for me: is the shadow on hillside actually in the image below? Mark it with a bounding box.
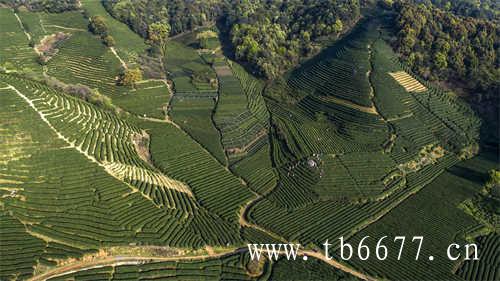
[448,165,488,185]
[215,16,262,78]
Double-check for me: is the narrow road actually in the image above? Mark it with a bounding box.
[237,190,378,281]
[42,24,86,31]
[29,246,377,281]
[110,46,127,69]
[13,12,31,41]
[29,249,242,281]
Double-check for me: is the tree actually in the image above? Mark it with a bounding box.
[102,35,115,47]
[434,52,448,70]
[196,30,217,49]
[332,19,343,34]
[89,16,107,36]
[148,22,171,57]
[118,68,142,87]
[487,170,500,187]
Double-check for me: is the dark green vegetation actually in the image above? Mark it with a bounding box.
[1,0,79,12]
[389,0,499,143]
[0,1,498,281]
[343,153,498,280]
[0,73,254,280]
[103,0,221,37]
[457,234,500,281]
[102,0,361,78]
[392,1,498,97]
[224,0,360,78]
[412,0,499,20]
[246,16,490,280]
[271,257,359,281]
[165,33,225,164]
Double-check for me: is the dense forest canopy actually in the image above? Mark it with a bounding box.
[102,0,360,78]
[0,0,79,12]
[413,0,499,20]
[391,0,499,102]
[103,0,221,38]
[224,0,360,78]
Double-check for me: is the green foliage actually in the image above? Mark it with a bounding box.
[112,80,170,119]
[103,0,360,79]
[149,23,169,40]
[89,15,108,36]
[0,9,41,73]
[102,34,115,47]
[344,166,485,280]
[118,67,143,87]
[412,0,499,20]
[226,0,361,78]
[487,169,500,187]
[392,1,499,102]
[1,5,498,281]
[457,234,500,281]
[164,35,224,164]
[0,211,46,281]
[0,0,80,12]
[81,0,148,63]
[104,0,219,37]
[271,257,359,281]
[196,30,218,49]
[88,15,119,47]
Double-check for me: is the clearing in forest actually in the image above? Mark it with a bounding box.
[389,71,427,92]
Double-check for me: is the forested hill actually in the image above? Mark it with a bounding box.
[389,0,499,142]
[391,1,498,95]
[102,0,361,79]
[102,0,222,37]
[411,0,499,20]
[0,0,79,12]
[223,0,360,78]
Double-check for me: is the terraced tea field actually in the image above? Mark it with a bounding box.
[0,6,496,281]
[0,73,250,280]
[0,9,41,73]
[80,0,147,65]
[165,37,226,164]
[457,234,500,281]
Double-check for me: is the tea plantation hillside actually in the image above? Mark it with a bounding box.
[0,9,41,73]
[0,73,252,280]
[0,3,497,281]
[247,17,486,280]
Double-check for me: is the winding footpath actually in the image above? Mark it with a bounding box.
[13,12,32,41]
[29,250,243,281]
[21,35,379,280]
[24,76,378,280]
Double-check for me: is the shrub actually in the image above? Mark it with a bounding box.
[118,68,143,87]
[102,35,115,47]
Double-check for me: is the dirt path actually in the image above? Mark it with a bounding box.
[318,95,378,114]
[138,115,180,129]
[110,46,127,69]
[366,43,382,116]
[238,191,286,243]
[43,25,86,31]
[6,84,193,205]
[29,250,241,281]
[303,250,376,281]
[13,12,31,41]
[236,189,378,281]
[29,244,376,281]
